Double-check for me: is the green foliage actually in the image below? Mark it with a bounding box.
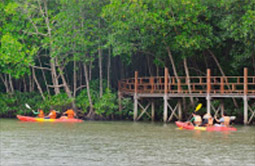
[0,33,35,78]
[43,93,74,112]
[0,92,43,117]
[0,0,254,122]
[0,92,74,117]
[94,89,118,116]
[76,89,93,114]
[120,97,134,119]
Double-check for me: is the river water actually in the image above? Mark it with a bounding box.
[0,119,254,166]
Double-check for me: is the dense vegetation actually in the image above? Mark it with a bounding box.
[0,0,254,121]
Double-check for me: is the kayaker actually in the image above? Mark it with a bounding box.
[37,109,44,118]
[63,109,76,119]
[214,114,230,127]
[201,113,214,126]
[190,112,202,126]
[45,109,57,119]
[230,116,236,125]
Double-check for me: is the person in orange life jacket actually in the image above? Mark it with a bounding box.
[44,109,57,119]
[37,109,44,118]
[189,112,202,126]
[32,108,44,118]
[201,113,214,127]
[63,109,76,119]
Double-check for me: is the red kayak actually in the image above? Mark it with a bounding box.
[17,115,83,123]
[175,121,237,131]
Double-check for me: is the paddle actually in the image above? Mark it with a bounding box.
[187,103,202,120]
[25,103,39,115]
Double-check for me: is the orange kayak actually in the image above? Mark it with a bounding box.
[17,115,83,123]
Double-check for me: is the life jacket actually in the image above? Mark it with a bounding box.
[64,109,75,119]
[49,110,57,119]
[223,116,230,126]
[208,117,214,126]
[194,115,202,123]
[38,110,44,118]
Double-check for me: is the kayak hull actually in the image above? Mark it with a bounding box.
[17,115,83,123]
[175,121,237,131]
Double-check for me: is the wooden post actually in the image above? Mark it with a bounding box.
[244,68,248,95]
[118,91,122,118]
[164,68,168,94]
[135,71,138,94]
[178,99,182,120]
[177,79,181,93]
[134,71,138,121]
[244,95,248,125]
[220,100,224,116]
[207,69,211,94]
[207,69,211,114]
[134,95,138,121]
[244,68,248,124]
[164,68,168,122]
[220,77,224,94]
[150,77,154,93]
[151,101,155,121]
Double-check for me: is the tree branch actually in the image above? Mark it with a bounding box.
[47,84,65,88]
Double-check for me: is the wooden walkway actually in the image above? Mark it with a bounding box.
[118,68,255,124]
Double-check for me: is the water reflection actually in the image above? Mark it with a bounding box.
[0,119,254,166]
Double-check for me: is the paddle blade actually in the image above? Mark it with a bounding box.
[25,104,31,109]
[195,103,202,112]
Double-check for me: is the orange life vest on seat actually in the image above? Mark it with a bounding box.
[64,109,75,119]
[49,110,57,119]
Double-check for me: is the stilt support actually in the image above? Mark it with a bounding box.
[244,95,248,125]
[206,95,211,114]
[134,94,138,121]
[167,100,180,122]
[178,100,182,120]
[151,101,155,121]
[163,95,168,122]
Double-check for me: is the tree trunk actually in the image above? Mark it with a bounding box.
[23,77,27,92]
[84,63,94,118]
[29,73,32,92]
[208,49,239,108]
[252,51,255,74]
[98,47,103,97]
[9,74,14,93]
[107,47,111,89]
[89,60,92,81]
[183,58,194,106]
[43,0,60,95]
[73,60,77,97]
[166,46,179,80]
[79,62,83,88]
[50,59,60,94]
[0,74,9,93]
[56,59,76,109]
[146,55,153,76]
[32,67,45,100]
[38,57,50,95]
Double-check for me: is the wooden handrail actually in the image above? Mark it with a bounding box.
[118,68,255,95]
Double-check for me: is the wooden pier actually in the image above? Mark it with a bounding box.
[118,68,255,124]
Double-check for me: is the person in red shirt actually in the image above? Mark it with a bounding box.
[63,109,76,119]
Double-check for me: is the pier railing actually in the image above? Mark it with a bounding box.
[118,68,255,95]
